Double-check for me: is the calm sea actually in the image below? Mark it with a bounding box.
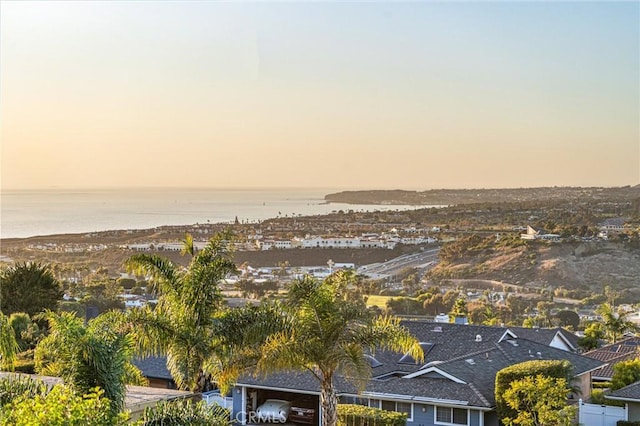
[0,188,417,239]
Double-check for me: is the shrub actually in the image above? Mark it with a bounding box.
[140,398,230,426]
[337,404,407,426]
[617,422,640,426]
[593,381,612,389]
[495,360,572,422]
[0,375,48,406]
[0,384,128,425]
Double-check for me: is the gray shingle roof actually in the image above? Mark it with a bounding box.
[608,381,640,401]
[510,326,579,350]
[238,321,605,409]
[133,356,173,380]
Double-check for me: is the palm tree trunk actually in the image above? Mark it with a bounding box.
[321,375,338,426]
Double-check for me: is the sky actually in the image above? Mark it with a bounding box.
[1,1,638,191]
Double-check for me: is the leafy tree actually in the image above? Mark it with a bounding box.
[34,311,146,414]
[422,290,458,316]
[495,360,573,422]
[8,312,41,351]
[116,277,137,290]
[554,310,580,329]
[577,322,605,351]
[385,297,424,315]
[611,358,640,390]
[82,278,125,313]
[212,271,423,426]
[0,312,18,371]
[449,297,468,322]
[123,232,236,392]
[501,375,576,426]
[0,384,129,426]
[0,262,63,316]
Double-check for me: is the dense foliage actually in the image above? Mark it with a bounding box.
[34,311,146,413]
[0,374,48,406]
[123,232,237,392]
[0,383,128,426]
[611,358,640,390]
[140,398,230,426]
[501,375,576,426]
[495,360,572,422]
[0,262,63,316]
[0,313,18,371]
[337,404,407,426]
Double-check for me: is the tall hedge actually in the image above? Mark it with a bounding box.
[495,359,572,422]
[338,404,407,426]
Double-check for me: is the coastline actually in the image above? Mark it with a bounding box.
[1,187,422,240]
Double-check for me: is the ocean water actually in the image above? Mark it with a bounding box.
[0,188,417,239]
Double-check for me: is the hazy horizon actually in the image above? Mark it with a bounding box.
[2,183,639,193]
[2,1,638,191]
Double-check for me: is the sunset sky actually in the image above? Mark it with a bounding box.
[1,1,638,190]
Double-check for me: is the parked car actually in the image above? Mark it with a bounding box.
[255,399,292,423]
[289,405,316,425]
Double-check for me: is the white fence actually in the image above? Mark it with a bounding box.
[201,391,233,410]
[579,399,627,426]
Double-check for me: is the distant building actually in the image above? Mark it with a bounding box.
[599,217,627,232]
[520,225,560,241]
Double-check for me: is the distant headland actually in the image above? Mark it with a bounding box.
[325,185,640,206]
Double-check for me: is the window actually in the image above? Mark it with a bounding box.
[379,400,413,421]
[368,399,381,409]
[396,402,412,417]
[435,406,468,425]
[381,400,395,411]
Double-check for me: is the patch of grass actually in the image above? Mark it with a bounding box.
[365,295,395,308]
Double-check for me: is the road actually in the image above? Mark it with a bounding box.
[357,247,440,280]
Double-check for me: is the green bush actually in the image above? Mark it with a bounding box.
[13,358,35,374]
[617,422,640,426]
[495,360,572,422]
[590,389,624,407]
[593,381,612,389]
[140,398,230,426]
[338,404,407,426]
[0,384,129,425]
[0,375,48,406]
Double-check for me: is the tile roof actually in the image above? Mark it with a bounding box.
[583,337,640,380]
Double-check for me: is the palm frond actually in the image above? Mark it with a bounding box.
[124,307,176,357]
[0,312,19,371]
[257,331,308,375]
[356,315,424,363]
[181,233,195,256]
[123,254,180,295]
[336,342,371,392]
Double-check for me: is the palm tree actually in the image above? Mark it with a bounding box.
[0,262,63,316]
[212,271,424,426]
[34,311,145,414]
[123,232,236,392]
[597,303,635,343]
[0,312,18,371]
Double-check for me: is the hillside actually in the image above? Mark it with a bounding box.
[325,185,640,205]
[426,236,640,299]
